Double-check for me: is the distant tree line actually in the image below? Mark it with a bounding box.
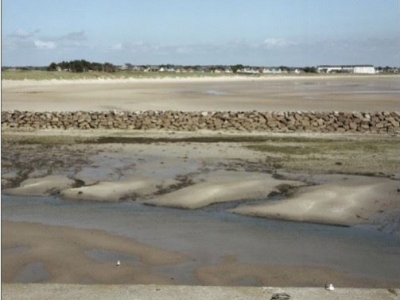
[303,66,317,73]
[46,60,116,72]
[376,66,398,73]
[4,63,398,74]
[2,66,47,71]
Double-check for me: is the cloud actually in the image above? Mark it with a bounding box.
[4,29,39,50]
[5,29,90,52]
[7,29,40,39]
[176,47,191,54]
[56,30,89,50]
[34,40,56,50]
[305,36,398,54]
[111,41,160,53]
[262,38,296,49]
[112,43,123,50]
[111,40,242,55]
[59,30,87,41]
[109,40,261,59]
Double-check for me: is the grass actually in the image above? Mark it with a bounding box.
[1,70,239,81]
[4,134,398,149]
[245,140,398,155]
[3,69,392,81]
[245,138,400,177]
[2,132,399,177]
[1,135,92,145]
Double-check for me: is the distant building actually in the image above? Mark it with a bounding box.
[353,66,376,74]
[317,65,375,74]
[262,68,282,74]
[237,68,259,74]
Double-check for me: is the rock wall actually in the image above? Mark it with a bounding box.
[2,110,400,134]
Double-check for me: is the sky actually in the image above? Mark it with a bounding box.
[2,0,399,67]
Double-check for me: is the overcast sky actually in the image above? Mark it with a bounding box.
[2,0,399,67]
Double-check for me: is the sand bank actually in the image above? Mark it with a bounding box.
[60,177,177,202]
[2,133,399,228]
[3,175,76,196]
[145,171,305,209]
[231,176,400,226]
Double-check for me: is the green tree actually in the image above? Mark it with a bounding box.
[104,62,115,72]
[71,60,84,72]
[279,66,290,72]
[47,62,57,71]
[231,64,244,73]
[303,66,317,73]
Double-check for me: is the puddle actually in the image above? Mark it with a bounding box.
[75,154,137,183]
[152,260,201,285]
[2,245,29,254]
[85,249,140,265]
[83,153,200,182]
[12,262,50,283]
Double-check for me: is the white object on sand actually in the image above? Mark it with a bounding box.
[325,283,334,291]
[116,260,121,266]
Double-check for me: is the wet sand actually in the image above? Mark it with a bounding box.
[3,198,400,287]
[2,132,400,286]
[2,75,399,112]
[231,176,400,227]
[2,220,187,284]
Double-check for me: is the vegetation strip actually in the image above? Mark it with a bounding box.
[4,134,398,146]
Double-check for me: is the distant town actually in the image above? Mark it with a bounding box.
[2,60,399,75]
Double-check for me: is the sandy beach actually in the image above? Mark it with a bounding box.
[2,75,400,112]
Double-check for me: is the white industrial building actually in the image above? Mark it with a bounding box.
[353,66,376,74]
[317,65,375,74]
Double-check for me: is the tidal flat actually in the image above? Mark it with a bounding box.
[2,131,400,287]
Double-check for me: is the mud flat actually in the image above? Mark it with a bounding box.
[2,130,400,287]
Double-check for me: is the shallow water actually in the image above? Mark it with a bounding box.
[12,262,50,283]
[2,194,400,282]
[85,249,139,265]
